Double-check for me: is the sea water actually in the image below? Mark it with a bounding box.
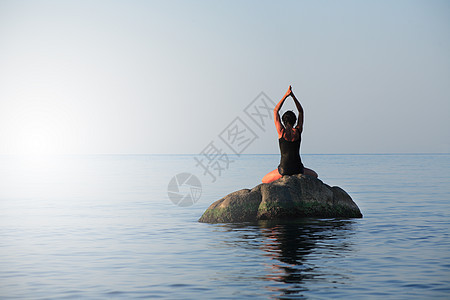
[0,154,449,299]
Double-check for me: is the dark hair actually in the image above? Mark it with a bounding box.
[282,110,296,127]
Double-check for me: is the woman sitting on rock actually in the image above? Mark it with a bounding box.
[262,85,318,183]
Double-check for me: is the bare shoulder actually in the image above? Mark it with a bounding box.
[277,127,285,139]
[294,127,302,138]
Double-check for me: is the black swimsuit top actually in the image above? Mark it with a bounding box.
[278,129,304,176]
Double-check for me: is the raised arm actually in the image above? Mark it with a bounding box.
[291,89,304,133]
[274,86,292,138]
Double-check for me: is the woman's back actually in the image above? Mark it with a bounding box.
[278,128,303,175]
[279,127,300,141]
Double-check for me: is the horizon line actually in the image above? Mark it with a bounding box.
[1,152,449,156]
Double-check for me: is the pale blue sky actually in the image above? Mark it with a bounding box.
[0,0,449,154]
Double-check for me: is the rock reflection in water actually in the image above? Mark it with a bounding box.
[258,219,356,297]
[219,219,356,298]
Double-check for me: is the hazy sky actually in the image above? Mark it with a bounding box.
[0,0,449,154]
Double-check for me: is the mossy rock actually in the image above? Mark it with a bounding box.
[198,174,362,223]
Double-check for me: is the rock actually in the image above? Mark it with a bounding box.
[198,174,362,223]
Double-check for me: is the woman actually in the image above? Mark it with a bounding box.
[262,85,318,183]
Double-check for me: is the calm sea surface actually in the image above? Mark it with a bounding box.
[0,154,449,299]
